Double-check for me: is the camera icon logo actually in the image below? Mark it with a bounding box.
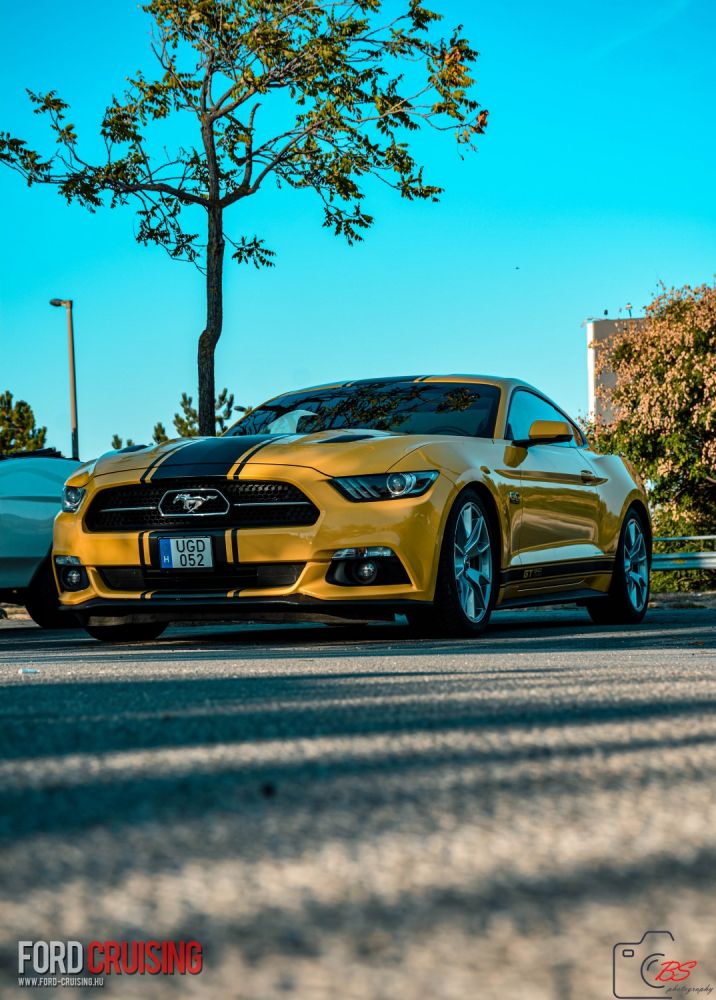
[612,930,700,999]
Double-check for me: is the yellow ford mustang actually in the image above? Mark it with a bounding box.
[54,375,651,642]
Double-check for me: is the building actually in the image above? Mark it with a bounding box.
[584,317,645,423]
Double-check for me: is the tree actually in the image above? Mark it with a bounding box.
[171,387,245,436]
[0,1,488,435]
[111,387,246,447]
[589,281,716,588]
[0,391,47,454]
[110,434,135,450]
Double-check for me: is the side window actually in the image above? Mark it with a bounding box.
[505,390,580,447]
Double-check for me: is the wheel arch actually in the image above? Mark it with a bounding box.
[623,497,653,555]
[446,478,505,571]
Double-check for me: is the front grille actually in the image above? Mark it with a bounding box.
[98,563,305,593]
[85,479,319,532]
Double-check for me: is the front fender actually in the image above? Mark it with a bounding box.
[388,438,515,575]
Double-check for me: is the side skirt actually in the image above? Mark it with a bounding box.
[499,557,614,586]
[496,587,607,611]
[496,557,614,610]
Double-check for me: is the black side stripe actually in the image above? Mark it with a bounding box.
[500,558,614,585]
[231,529,239,564]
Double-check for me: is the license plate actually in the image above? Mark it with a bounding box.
[159,536,213,570]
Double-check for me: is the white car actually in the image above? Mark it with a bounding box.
[0,450,81,627]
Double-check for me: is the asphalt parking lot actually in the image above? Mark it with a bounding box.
[0,603,715,999]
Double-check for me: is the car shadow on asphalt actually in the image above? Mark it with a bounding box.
[0,607,714,659]
[2,657,716,759]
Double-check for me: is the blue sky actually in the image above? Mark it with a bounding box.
[1,0,714,459]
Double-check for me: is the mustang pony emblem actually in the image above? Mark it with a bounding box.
[172,492,219,513]
[158,488,229,517]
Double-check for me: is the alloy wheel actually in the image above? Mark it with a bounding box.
[453,501,493,622]
[623,516,649,612]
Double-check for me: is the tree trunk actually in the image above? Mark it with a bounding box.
[198,201,225,436]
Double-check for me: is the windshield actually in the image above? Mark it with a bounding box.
[227,381,501,438]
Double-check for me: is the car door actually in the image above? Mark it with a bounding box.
[504,389,603,570]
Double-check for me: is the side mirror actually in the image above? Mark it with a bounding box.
[513,419,573,448]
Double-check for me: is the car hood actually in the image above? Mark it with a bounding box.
[86,430,437,480]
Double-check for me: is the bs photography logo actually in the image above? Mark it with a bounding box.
[612,931,712,999]
[17,939,203,988]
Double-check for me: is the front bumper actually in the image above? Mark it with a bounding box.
[53,462,454,621]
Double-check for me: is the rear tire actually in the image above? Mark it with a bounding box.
[83,622,168,643]
[586,507,650,625]
[25,559,76,629]
[408,488,497,638]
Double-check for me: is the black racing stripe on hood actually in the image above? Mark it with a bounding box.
[150,435,277,480]
[140,439,195,482]
[229,433,294,477]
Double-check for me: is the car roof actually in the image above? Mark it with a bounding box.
[283,374,538,394]
[234,374,580,440]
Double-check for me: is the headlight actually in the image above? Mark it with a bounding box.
[331,471,438,501]
[62,485,86,512]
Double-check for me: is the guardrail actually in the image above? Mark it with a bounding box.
[652,535,716,572]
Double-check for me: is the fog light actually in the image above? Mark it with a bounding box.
[354,560,379,584]
[55,556,88,591]
[58,562,88,591]
[65,568,83,589]
[327,550,410,587]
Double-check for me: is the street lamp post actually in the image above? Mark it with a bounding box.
[49,298,79,460]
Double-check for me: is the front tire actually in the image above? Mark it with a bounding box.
[410,489,497,638]
[587,507,650,625]
[83,621,168,643]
